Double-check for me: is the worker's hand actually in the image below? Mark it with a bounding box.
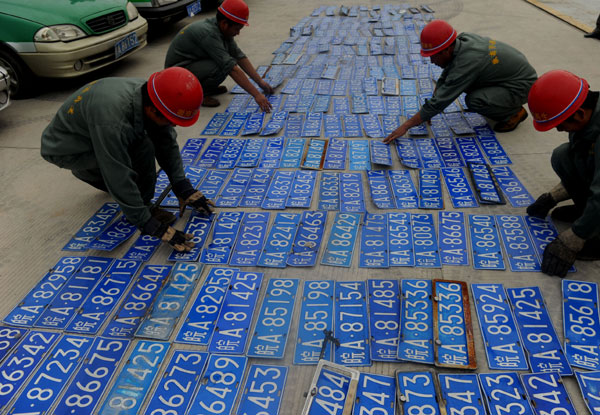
[150,207,176,226]
[161,226,195,252]
[178,190,215,216]
[260,81,274,95]
[383,124,409,144]
[541,228,584,277]
[254,94,272,113]
[526,193,557,218]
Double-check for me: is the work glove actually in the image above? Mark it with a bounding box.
[142,217,195,252]
[541,228,585,277]
[150,207,176,226]
[527,193,557,218]
[172,179,215,216]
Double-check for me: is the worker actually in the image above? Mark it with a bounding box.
[584,14,600,39]
[41,67,214,253]
[384,20,537,143]
[164,0,273,110]
[526,70,600,277]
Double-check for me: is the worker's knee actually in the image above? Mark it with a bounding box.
[551,143,571,175]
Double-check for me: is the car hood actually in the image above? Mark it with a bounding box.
[0,0,127,26]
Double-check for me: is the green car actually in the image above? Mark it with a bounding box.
[0,0,148,97]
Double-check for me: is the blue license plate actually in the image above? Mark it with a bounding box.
[354,373,395,415]
[477,134,511,165]
[209,272,263,354]
[262,170,294,209]
[302,138,327,169]
[324,114,343,137]
[334,281,371,366]
[123,234,160,262]
[382,77,399,95]
[435,211,468,266]
[317,79,333,94]
[361,114,384,138]
[36,257,113,329]
[303,361,359,415]
[240,168,273,208]
[368,280,400,361]
[136,262,202,340]
[398,279,434,364]
[436,136,465,167]
[287,170,317,208]
[445,112,474,134]
[114,32,139,59]
[297,95,315,113]
[216,138,244,168]
[216,168,252,207]
[333,97,350,114]
[411,213,441,268]
[389,170,418,209]
[418,168,443,209]
[188,354,247,415]
[388,213,415,267]
[301,112,323,137]
[370,141,392,166]
[201,211,244,264]
[312,95,331,113]
[167,212,214,262]
[416,138,444,168]
[386,96,402,115]
[363,77,378,95]
[247,278,299,358]
[237,364,288,415]
[282,78,301,94]
[396,371,442,415]
[382,114,400,135]
[507,287,573,376]
[479,373,535,415]
[230,213,269,266]
[349,140,370,170]
[88,215,137,251]
[198,169,230,199]
[294,280,335,364]
[258,213,300,268]
[285,112,303,136]
[471,283,528,370]
[367,170,395,209]
[287,211,327,267]
[442,167,478,208]
[99,341,169,415]
[495,215,541,271]
[65,259,141,334]
[161,166,207,208]
[54,337,129,415]
[12,334,94,414]
[261,111,288,136]
[321,212,360,267]
[102,265,171,338]
[241,112,265,135]
[576,371,600,415]
[196,138,228,167]
[237,138,265,167]
[0,326,27,363]
[333,80,348,96]
[340,173,366,213]
[187,0,202,16]
[152,170,170,203]
[456,136,486,164]
[395,138,422,168]
[360,213,389,268]
[202,113,231,135]
[468,162,505,204]
[318,172,340,211]
[343,114,363,137]
[562,279,600,370]
[524,216,576,273]
[143,350,209,415]
[368,96,386,115]
[439,374,486,415]
[352,94,369,113]
[175,267,235,345]
[492,165,535,208]
[469,214,505,270]
[0,330,60,412]
[3,256,84,326]
[221,113,249,137]
[522,372,576,415]
[324,138,347,170]
[281,138,306,168]
[226,94,249,112]
[433,280,476,368]
[63,202,120,251]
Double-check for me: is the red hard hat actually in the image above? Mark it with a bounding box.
[528,70,589,131]
[218,0,249,26]
[420,20,457,57]
[147,67,203,127]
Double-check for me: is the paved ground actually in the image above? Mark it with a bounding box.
[1,0,600,414]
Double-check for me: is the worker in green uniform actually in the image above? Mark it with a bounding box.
[384,20,537,144]
[165,0,273,110]
[527,70,600,277]
[41,67,214,252]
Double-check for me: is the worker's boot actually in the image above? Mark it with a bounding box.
[202,96,220,107]
[205,85,228,96]
[584,28,600,39]
[493,107,528,132]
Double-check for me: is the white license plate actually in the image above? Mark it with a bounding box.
[114,32,139,59]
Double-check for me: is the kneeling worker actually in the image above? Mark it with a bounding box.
[384,20,537,143]
[41,67,214,252]
[165,0,273,110]
[527,70,600,277]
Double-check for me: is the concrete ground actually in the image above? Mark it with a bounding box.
[0,0,599,413]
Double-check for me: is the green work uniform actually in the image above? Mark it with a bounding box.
[420,33,537,122]
[165,17,246,90]
[551,97,600,240]
[41,78,186,229]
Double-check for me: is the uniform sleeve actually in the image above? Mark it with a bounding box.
[229,39,247,61]
[572,136,600,239]
[196,31,238,74]
[88,124,152,228]
[151,127,187,185]
[419,57,484,121]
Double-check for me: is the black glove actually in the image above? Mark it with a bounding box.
[188,194,213,214]
[527,193,556,218]
[173,179,214,215]
[150,207,176,226]
[542,238,577,278]
[142,217,169,238]
[142,217,194,252]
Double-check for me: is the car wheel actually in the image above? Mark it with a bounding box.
[0,48,35,99]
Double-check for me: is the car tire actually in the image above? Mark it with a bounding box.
[0,48,36,99]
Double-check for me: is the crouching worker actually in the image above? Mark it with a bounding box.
[527,70,600,277]
[41,67,214,252]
